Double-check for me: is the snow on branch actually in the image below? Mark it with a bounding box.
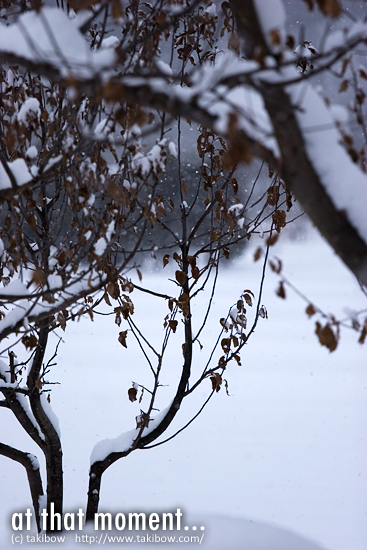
[90,405,171,465]
[0,156,33,195]
[0,271,106,342]
[0,7,116,79]
[287,80,367,245]
[0,361,46,446]
[0,443,44,532]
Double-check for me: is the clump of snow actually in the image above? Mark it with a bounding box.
[90,428,137,464]
[228,204,244,215]
[44,155,62,173]
[94,238,107,256]
[156,60,173,76]
[26,453,41,471]
[205,3,217,16]
[106,221,115,242]
[16,393,45,441]
[0,158,32,191]
[206,85,279,158]
[0,280,29,297]
[133,141,167,176]
[100,36,120,49]
[47,274,63,289]
[17,98,40,124]
[26,146,38,160]
[168,141,178,159]
[30,165,39,177]
[87,194,95,206]
[41,393,61,438]
[90,405,172,464]
[94,118,114,140]
[0,7,116,79]
[324,22,367,52]
[295,42,319,58]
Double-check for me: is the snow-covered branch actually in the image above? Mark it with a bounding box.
[0,443,44,532]
[229,0,367,285]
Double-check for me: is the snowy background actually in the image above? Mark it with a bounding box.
[0,225,366,550]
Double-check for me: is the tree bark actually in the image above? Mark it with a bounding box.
[27,319,63,530]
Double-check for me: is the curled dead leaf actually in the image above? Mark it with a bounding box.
[118,330,128,348]
[272,210,286,233]
[210,372,222,392]
[175,270,187,286]
[306,304,317,317]
[259,305,268,319]
[315,322,338,352]
[169,320,178,333]
[128,387,137,402]
[276,281,286,299]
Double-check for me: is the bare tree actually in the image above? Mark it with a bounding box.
[0,0,366,533]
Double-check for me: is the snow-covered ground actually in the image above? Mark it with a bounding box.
[0,226,366,550]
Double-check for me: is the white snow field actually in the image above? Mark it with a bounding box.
[0,226,366,550]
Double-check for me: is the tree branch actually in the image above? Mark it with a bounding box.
[27,318,63,528]
[0,443,44,532]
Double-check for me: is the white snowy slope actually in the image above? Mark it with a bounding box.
[1,515,328,549]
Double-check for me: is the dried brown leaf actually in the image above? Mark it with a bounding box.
[128,387,137,402]
[221,338,231,354]
[178,292,190,317]
[118,330,128,348]
[339,80,349,93]
[315,322,338,352]
[272,210,286,233]
[259,305,268,319]
[210,372,222,392]
[306,304,317,317]
[175,270,187,286]
[254,247,262,262]
[276,281,286,299]
[316,0,341,17]
[266,233,279,247]
[169,320,178,333]
[243,293,253,307]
